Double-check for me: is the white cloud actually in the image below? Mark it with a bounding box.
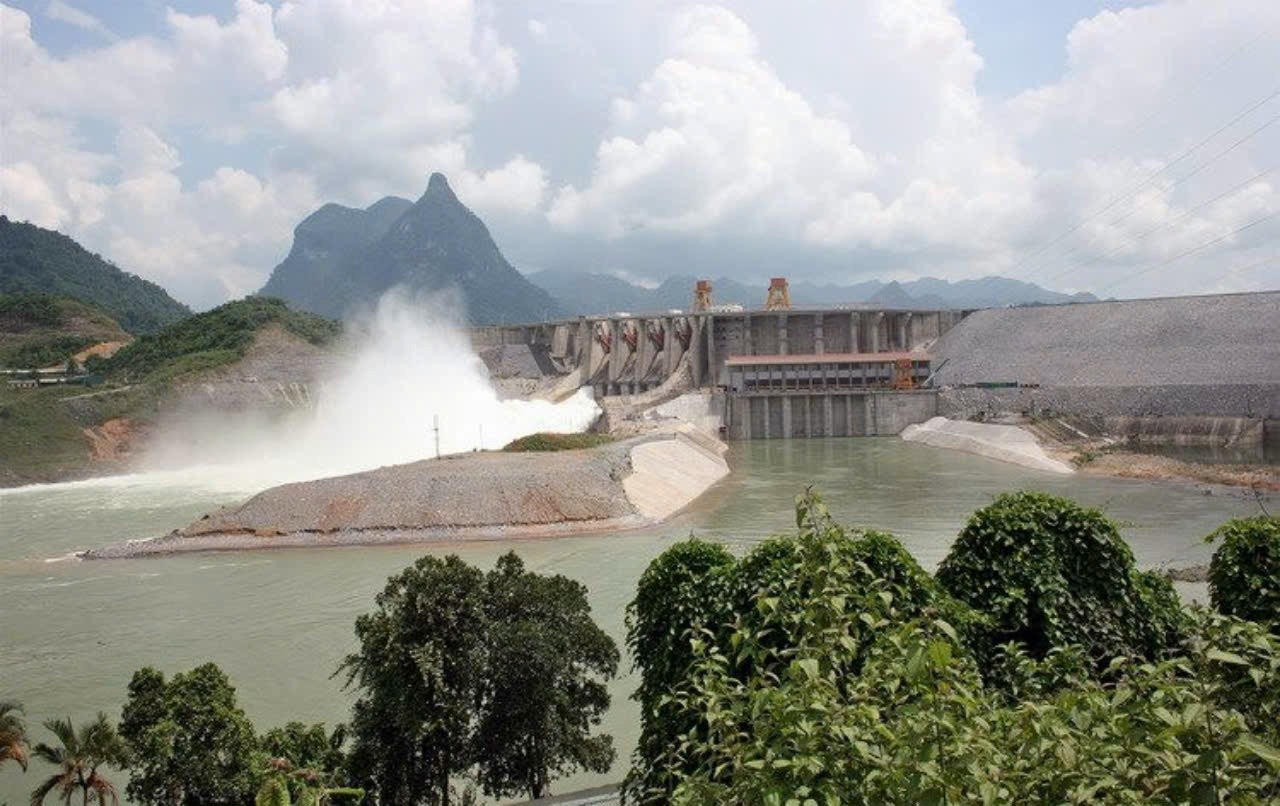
[548,1,1035,257]
[0,0,538,307]
[548,5,877,238]
[2,0,1277,306]
[45,0,113,38]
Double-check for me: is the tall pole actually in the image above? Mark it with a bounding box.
[433,414,441,459]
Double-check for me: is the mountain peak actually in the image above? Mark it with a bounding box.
[424,172,456,201]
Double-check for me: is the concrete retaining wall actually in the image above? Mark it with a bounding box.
[939,384,1280,421]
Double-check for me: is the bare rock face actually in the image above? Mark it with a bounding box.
[260,173,560,325]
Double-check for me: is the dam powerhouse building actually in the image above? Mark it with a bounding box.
[472,282,1280,451]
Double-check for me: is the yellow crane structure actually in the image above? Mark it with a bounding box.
[693,279,713,311]
[764,277,791,310]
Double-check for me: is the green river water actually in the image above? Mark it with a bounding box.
[1,438,1272,803]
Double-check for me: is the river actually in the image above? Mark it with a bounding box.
[0,437,1271,803]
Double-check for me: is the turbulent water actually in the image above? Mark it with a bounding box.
[1,437,1273,803]
[137,290,601,491]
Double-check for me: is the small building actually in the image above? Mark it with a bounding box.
[725,351,931,393]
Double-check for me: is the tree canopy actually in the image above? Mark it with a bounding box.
[119,663,262,806]
[341,551,619,805]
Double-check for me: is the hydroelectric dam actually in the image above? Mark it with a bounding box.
[472,302,969,439]
[471,287,1280,451]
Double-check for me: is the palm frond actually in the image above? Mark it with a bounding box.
[29,773,65,806]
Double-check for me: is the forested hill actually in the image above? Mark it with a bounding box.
[0,216,190,333]
[104,296,340,381]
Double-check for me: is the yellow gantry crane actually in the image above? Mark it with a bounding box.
[764,277,791,310]
[693,279,713,311]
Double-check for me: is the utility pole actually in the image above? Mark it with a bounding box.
[433,414,441,459]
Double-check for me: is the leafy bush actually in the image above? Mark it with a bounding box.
[631,495,1280,806]
[937,491,1184,672]
[625,492,980,804]
[1207,516,1280,627]
[502,432,614,452]
[625,539,735,802]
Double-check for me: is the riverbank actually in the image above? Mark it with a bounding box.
[901,417,1073,474]
[81,427,729,559]
[901,416,1278,492]
[1074,450,1280,492]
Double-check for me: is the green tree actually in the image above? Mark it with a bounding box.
[937,490,1184,673]
[339,555,487,806]
[118,664,261,806]
[29,713,128,806]
[631,495,1280,805]
[254,758,364,806]
[1207,515,1280,628]
[475,552,619,800]
[260,723,346,776]
[1,700,30,771]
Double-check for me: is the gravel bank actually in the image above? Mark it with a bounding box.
[932,292,1280,419]
[82,429,729,559]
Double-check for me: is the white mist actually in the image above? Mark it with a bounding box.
[7,290,599,498]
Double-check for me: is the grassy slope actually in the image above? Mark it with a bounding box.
[0,297,341,486]
[0,292,130,368]
[0,384,99,485]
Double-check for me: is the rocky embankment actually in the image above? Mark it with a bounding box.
[82,427,729,558]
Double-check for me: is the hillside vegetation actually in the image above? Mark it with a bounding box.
[0,292,129,368]
[1,296,341,486]
[0,216,190,333]
[104,296,341,381]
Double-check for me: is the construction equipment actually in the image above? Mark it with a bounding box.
[693,279,713,311]
[892,357,916,390]
[764,277,791,310]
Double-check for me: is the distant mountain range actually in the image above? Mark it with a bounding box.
[260,173,559,324]
[527,271,1098,315]
[0,216,190,333]
[4,175,1098,334]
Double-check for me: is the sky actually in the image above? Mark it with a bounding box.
[1,0,1278,309]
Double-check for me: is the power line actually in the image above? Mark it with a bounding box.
[1004,82,1280,279]
[1035,163,1279,288]
[1095,209,1280,294]
[1198,254,1279,289]
[1027,114,1280,281]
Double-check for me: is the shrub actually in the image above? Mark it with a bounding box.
[937,491,1183,672]
[635,495,1280,806]
[501,432,614,452]
[1207,516,1280,627]
[625,492,981,804]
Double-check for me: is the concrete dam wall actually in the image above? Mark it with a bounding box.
[472,307,968,396]
[473,307,968,439]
